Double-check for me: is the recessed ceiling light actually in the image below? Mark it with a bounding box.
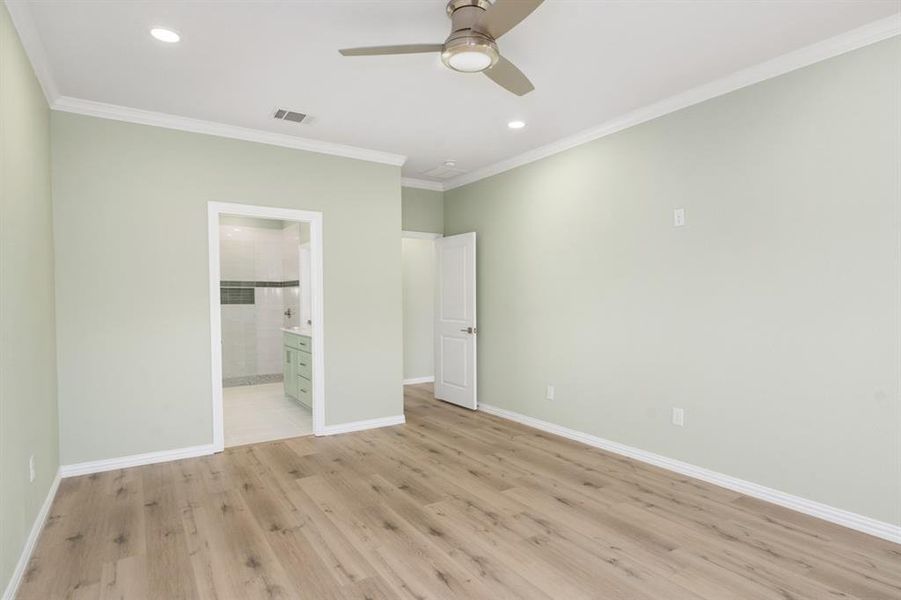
[150,28,180,43]
[507,120,526,130]
[444,160,456,167]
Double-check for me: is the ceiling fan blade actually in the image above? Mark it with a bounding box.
[339,44,443,56]
[483,55,534,96]
[475,0,544,39]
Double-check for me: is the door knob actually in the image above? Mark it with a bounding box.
[459,327,477,334]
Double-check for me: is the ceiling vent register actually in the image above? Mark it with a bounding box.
[273,108,308,123]
[421,164,466,179]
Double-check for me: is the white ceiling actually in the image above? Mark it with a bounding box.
[11,0,900,185]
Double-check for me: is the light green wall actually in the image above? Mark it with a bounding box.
[400,186,442,382]
[445,38,901,525]
[0,4,59,592]
[52,112,403,465]
[402,186,444,234]
[402,237,436,381]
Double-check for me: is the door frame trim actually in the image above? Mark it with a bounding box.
[208,201,326,451]
[401,230,442,240]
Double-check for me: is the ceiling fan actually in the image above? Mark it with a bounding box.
[338,0,543,96]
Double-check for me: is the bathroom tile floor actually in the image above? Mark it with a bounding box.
[224,382,312,447]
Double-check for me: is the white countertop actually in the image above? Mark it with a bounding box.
[281,326,312,337]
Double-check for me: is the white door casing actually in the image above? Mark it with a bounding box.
[208,201,325,449]
[298,242,312,327]
[434,232,477,409]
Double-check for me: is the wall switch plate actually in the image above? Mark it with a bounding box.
[673,208,686,227]
[28,455,36,483]
[546,384,555,401]
[672,408,685,427]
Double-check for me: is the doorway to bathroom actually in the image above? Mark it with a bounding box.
[208,202,324,451]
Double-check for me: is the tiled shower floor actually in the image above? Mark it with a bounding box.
[224,382,312,447]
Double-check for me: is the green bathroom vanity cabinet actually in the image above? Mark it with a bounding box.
[283,329,312,408]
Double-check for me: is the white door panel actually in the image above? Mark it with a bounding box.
[440,246,469,321]
[434,232,476,409]
[439,336,468,387]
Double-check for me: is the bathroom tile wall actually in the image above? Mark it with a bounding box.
[220,219,306,381]
[254,285,284,375]
[281,223,302,328]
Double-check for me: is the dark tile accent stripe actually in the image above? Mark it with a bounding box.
[221,280,300,288]
[220,287,255,305]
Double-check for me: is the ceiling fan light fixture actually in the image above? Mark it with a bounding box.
[445,49,493,72]
[337,0,542,95]
[441,35,498,73]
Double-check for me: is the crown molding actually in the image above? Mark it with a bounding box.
[52,96,407,166]
[4,0,60,104]
[7,1,405,166]
[401,177,446,192]
[8,0,897,182]
[444,14,901,191]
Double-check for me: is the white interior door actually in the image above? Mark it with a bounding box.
[434,232,477,409]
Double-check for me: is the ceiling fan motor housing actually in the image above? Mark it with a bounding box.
[336,0,539,95]
[442,0,499,72]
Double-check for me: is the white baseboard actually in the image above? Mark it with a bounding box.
[59,443,216,478]
[2,469,61,600]
[479,403,901,544]
[403,376,435,385]
[318,414,406,436]
[57,413,408,474]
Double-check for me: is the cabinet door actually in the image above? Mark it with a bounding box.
[296,350,312,380]
[284,347,298,399]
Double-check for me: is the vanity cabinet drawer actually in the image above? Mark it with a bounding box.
[297,376,312,408]
[295,335,311,352]
[283,332,302,350]
[295,350,312,380]
[284,332,312,352]
[284,332,312,407]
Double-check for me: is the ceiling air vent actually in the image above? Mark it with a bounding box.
[421,164,465,180]
[273,108,307,124]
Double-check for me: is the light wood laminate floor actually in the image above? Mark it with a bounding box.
[19,384,901,599]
